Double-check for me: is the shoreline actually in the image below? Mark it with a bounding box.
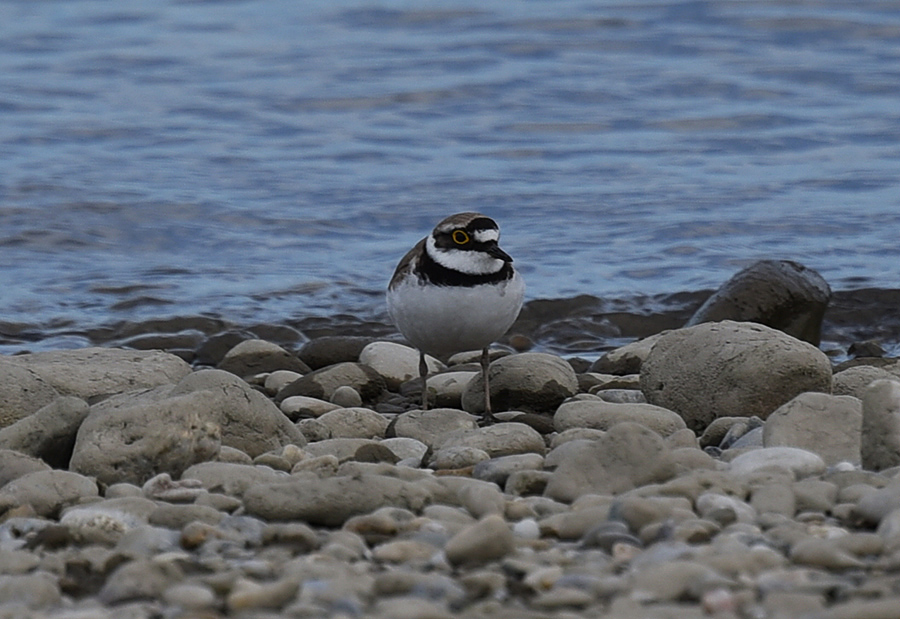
[2,287,898,361]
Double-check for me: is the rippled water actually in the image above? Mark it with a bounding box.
[2,0,899,348]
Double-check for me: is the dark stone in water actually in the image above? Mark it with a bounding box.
[686,260,831,345]
[195,330,254,367]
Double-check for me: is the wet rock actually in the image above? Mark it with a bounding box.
[359,341,443,391]
[71,369,304,485]
[461,352,578,414]
[833,365,898,399]
[0,470,98,518]
[217,338,310,377]
[545,423,675,502]
[298,335,376,370]
[317,407,389,439]
[861,379,900,471]
[243,473,433,526]
[444,514,514,567]
[389,408,478,449]
[763,392,862,465]
[0,359,59,428]
[6,347,192,402]
[0,396,89,468]
[685,260,831,345]
[276,362,385,403]
[640,321,832,432]
[554,398,686,437]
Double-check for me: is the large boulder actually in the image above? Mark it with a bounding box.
[71,369,305,485]
[640,321,832,433]
[5,347,192,402]
[686,260,831,345]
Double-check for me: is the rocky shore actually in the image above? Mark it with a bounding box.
[2,261,900,618]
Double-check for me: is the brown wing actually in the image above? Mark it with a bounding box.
[388,237,426,290]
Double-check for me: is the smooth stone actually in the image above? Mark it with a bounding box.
[430,445,490,470]
[331,385,363,408]
[0,572,61,610]
[0,470,98,518]
[640,321,833,432]
[763,392,862,465]
[630,559,733,602]
[792,479,839,513]
[275,362,385,403]
[142,472,206,502]
[861,379,900,471]
[427,371,477,409]
[181,461,290,498]
[6,347,192,401]
[279,395,341,420]
[226,577,300,612]
[876,509,900,552]
[550,427,606,449]
[0,449,51,488]
[833,365,898,399]
[544,422,675,502]
[462,352,579,414]
[789,537,866,569]
[389,408,478,449]
[163,583,218,610]
[71,369,305,485]
[729,447,826,479]
[0,396,90,468]
[590,332,668,375]
[594,389,647,404]
[695,492,756,524]
[750,483,797,517]
[218,338,309,377]
[372,539,440,563]
[685,259,831,345]
[379,437,429,466]
[505,470,552,496]
[303,438,382,462]
[444,514,515,566]
[316,407,389,439]
[343,506,417,544]
[472,453,545,486]
[243,474,432,526]
[264,370,304,396]
[0,359,59,428]
[359,341,444,391]
[99,559,181,605]
[60,497,156,544]
[554,398,686,437]
[0,548,40,575]
[437,422,546,458]
[853,483,900,526]
[297,335,376,370]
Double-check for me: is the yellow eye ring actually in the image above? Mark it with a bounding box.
[452,230,470,245]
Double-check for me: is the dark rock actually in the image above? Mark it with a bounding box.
[298,336,377,370]
[686,260,831,345]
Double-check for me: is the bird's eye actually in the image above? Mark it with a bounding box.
[452,230,470,245]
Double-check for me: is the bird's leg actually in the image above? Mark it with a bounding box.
[481,347,497,423]
[419,351,429,411]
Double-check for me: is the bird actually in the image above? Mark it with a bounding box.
[387,212,524,420]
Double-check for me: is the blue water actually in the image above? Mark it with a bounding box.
[2,0,899,345]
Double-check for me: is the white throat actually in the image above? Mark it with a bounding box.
[426,235,505,275]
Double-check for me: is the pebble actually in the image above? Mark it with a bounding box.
[861,379,900,471]
[5,317,900,617]
[762,392,862,465]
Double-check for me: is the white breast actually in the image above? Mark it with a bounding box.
[387,272,525,358]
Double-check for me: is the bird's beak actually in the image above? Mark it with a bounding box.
[486,242,513,263]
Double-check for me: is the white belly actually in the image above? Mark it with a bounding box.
[387,273,525,357]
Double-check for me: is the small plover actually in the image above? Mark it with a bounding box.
[387,212,524,419]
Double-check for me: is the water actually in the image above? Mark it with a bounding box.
[2,0,899,349]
